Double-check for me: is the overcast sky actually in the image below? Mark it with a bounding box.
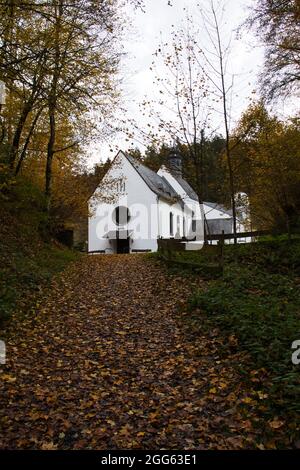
[88,0,265,166]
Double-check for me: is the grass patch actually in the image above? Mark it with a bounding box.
[0,175,79,324]
[0,245,79,324]
[156,239,300,445]
[187,239,300,426]
[154,245,223,279]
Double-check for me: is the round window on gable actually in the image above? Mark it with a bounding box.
[113,206,130,226]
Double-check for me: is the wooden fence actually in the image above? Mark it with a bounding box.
[157,238,224,278]
[158,229,271,251]
[157,229,275,278]
[205,229,271,242]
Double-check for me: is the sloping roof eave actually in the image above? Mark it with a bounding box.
[125,153,180,202]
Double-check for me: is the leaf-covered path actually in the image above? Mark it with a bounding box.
[0,255,256,449]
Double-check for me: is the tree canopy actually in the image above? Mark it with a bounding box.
[248,0,300,99]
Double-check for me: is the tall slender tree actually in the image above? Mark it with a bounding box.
[0,1,128,209]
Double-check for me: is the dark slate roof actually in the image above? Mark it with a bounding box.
[125,154,179,201]
[204,201,233,217]
[173,175,199,202]
[125,154,233,215]
[125,153,201,203]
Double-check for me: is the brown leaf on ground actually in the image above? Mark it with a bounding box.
[0,255,268,449]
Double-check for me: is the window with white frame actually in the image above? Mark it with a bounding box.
[116,179,126,193]
[192,211,196,233]
[170,212,174,237]
[177,215,180,236]
[113,206,130,226]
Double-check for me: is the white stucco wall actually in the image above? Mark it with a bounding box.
[203,205,232,220]
[89,151,159,253]
[158,199,184,239]
[158,166,204,242]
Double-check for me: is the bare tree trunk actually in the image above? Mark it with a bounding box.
[9,101,32,169]
[46,107,55,210]
[211,2,238,244]
[45,0,62,211]
[200,129,205,200]
[199,129,210,243]
[15,107,43,175]
[4,1,16,148]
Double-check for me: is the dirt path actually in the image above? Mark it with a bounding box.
[0,255,255,450]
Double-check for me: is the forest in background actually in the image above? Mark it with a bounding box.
[0,0,142,233]
[0,0,299,237]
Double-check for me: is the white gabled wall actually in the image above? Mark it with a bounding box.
[89,151,159,253]
[204,204,232,220]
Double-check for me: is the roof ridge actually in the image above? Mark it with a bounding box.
[204,201,232,216]
[124,153,179,202]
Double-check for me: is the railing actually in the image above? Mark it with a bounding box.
[157,230,274,278]
[205,229,271,242]
[157,238,224,279]
[158,230,271,249]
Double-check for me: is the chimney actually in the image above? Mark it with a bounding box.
[168,146,182,177]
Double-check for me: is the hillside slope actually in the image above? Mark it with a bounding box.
[0,179,79,324]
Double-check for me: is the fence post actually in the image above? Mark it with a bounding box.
[219,230,225,274]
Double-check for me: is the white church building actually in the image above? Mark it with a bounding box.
[88,149,235,254]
